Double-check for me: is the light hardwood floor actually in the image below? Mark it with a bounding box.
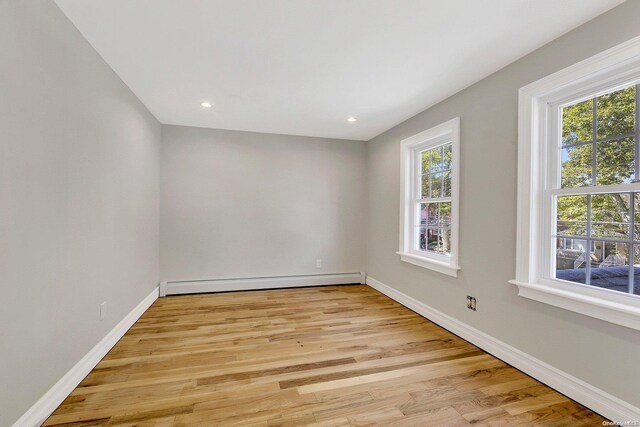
[44,285,605,426]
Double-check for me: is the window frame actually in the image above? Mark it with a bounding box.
[550,85,639,293]
[398,117,461,277]
[512,35,640,331]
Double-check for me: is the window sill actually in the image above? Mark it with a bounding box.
[397,252,460,277]
[509,279,640,331]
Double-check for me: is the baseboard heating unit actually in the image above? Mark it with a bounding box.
[159,272,366,296]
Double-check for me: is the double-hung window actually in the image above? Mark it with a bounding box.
[399,118,460,277]
[554,83,639,293]
[513,36,640,330]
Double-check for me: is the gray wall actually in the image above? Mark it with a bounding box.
[366,0,640,408]
[0,2,161,425]
[161,125,366,281]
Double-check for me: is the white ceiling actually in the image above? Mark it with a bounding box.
[54,0,623,141]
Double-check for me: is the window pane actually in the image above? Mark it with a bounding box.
[420,202,439,227]
[420,202,450,227]
[421,174,429,198]
[421,203,439,226]
[426,227,441,253]
[440,227,451,255]
[419,203,426,226]
[561,144,592,188]
[425,227,451,255]
[421,150,431,175]
[418,200,451,255]
[556,195,587,237]
[596,85,636,139]
[421,144,452,197]
[440,201,452,227]
[591,193,630,240]
[442,144,452,171]
[429,173,442,198]
[633,245,640,296]
[591,243,630,294]
[635,193,640,237]
[417,227,427,251]
[596,137,635,185]
[555,238,588,284]
[442,170,451,197]
[562,98,593,145]
[430,146,444,172]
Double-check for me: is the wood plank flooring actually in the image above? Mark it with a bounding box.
[44,285,605,426]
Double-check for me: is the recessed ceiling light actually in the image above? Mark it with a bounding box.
[201,101,212,108]
[347,117,357,122]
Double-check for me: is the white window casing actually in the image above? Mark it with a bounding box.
[398,117,461,277]
[512,35,640,331]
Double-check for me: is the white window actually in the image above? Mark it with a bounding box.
[512,36,640,331]
[398,118,460,277]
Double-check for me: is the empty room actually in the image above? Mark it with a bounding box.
[3,0,640,426]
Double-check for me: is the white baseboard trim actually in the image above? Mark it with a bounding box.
[13,287,159,427]
[366,276,640,423]
[160,272,366,296]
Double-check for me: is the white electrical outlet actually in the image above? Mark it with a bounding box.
[316,259,322,268]
[100,302,107,320]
